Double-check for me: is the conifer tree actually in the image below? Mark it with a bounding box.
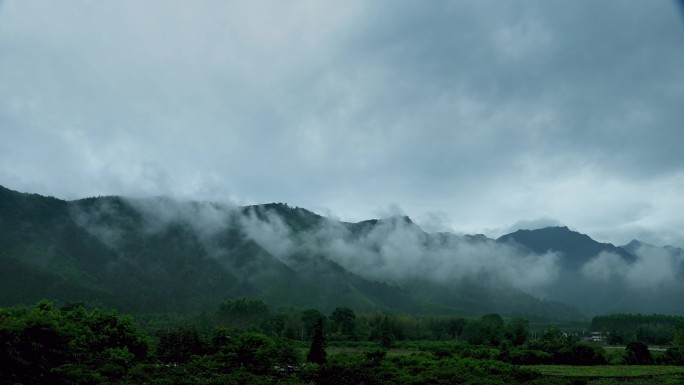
[307,317,326,364]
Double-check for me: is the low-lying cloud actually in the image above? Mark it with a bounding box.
[73,196,684,301]
[582,245,684,290]
[71,197,563,294]
[292,216,562,293]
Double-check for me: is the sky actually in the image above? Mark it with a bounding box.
[1,0,683,247]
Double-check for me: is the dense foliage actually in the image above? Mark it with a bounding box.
[0,185,587,320]
[590,314,684,345]
[2,300,684,385]
[0,301,148,384]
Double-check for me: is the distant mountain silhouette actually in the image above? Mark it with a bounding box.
[498,226,683,315]
[497,226,635,270]
[622,239,684,258]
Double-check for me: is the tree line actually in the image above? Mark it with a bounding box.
[2,299,684,385]
[591,313,684,345]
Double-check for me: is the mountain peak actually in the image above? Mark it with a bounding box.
[497,225,634,269]
[623,239,644,248]
[361,215,415,227]
[515,225,570,233]
[498,226,586,245]
[463,234,490,243]
[388,215,413,224]
[241,202,325,232]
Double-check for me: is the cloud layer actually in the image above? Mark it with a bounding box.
[582,246,684,290]
[2,0,684,247]
[71,196,684,313]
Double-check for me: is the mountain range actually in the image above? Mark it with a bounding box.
[1,185,682,321]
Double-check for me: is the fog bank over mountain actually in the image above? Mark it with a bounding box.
[2,185,682,317]
[582,243,684,291]
[74,192,684,315]
[75,196,563,294]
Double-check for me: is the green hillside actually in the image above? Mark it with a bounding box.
[0,185,587,320]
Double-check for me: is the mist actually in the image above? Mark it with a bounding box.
[582,245,684,291]
[70,196,564,295]
[292,216,562,293]
[70,195,684,310]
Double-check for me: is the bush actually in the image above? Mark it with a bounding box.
[546,342,607,365]
[508,349,552,365]
[604,349,627,365]
[461,347,500,360]
[660,347,684,365]
[624,341,653,365]
[364,348,387,365]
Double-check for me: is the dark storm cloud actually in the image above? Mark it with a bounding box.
[0,0,683,246]
[346,1,684,178]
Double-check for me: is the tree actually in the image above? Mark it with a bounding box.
[505,317,529,346]
[607,329,625,345]
[591,313,683,345]
[673,320,684,346]
[540,326,570,353]
[558,343,607,366]
[216,298,270,331]
[624,341,652,365]
[235,333,276,374]
[464,314,505,346]
[447,318,468,339]
[301,308,325,340]
[307,317,327,364]
[270,313,287,336]
[155,324,205,364]
[282,312,306,340]
[379,316,396,348]
[329,307,356,339]
[270,338,300,374]
[662,347,684,365]
[0,301,149,384]
[0,301,69,384]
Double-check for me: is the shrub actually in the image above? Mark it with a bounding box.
[624,341,653,365]
[660,347,684,365]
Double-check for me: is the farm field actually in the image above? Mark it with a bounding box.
[526,365,684,384]
[526,365,684,377]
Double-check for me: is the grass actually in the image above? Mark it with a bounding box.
[585,380,684,385]
[325,346,417,356]
[525,365,684,378]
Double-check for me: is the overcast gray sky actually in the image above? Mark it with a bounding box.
[1,0,683,247]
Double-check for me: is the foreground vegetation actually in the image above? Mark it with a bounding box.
[2,299,684,385]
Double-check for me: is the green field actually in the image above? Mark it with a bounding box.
[526,365,684,377]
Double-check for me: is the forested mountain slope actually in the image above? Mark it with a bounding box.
[499,227,684,315]
[2,185,681,319]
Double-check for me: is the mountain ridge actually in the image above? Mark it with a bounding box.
[497,226,636,270]
[1,185,682,318]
